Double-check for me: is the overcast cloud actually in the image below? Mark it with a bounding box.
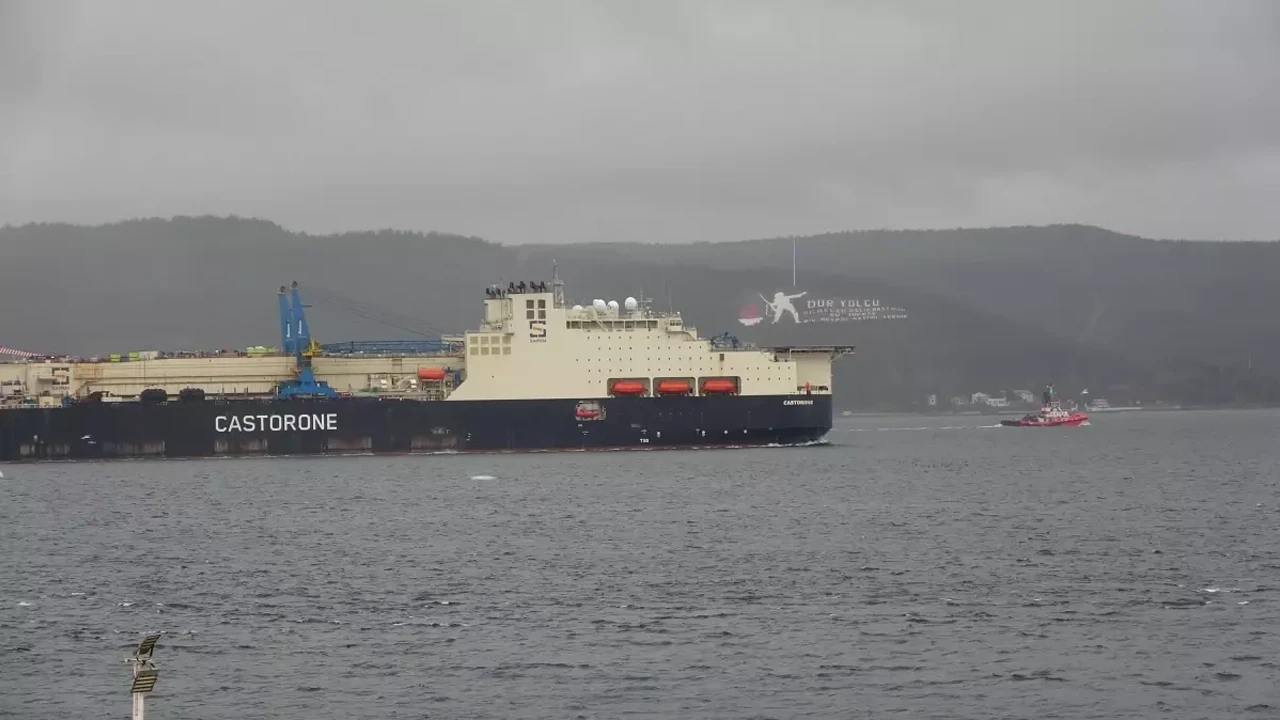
[2,0,1278,242]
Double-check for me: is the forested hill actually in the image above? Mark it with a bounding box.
[1,217,1276,408]
[516,224,1280,377]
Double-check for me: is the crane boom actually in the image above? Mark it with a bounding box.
[274,281,337,398]
[277,285,294,356]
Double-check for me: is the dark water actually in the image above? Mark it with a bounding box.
[3,409,1278,719]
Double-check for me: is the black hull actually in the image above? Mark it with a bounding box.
[0,395,832,462]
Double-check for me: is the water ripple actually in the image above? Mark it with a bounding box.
[1,409,1278,718]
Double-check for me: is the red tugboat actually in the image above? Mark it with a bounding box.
[1000,384,1089,428]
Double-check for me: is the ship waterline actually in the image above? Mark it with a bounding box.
[0,394,833,461]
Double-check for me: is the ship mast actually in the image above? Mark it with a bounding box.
[552,261,565,308]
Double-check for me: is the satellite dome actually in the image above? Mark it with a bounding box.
[572,304,583,312]
[607,300,619,311]
[624,296,638,311]
[592,299,607,312]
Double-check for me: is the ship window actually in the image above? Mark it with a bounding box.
[527,309,536,319]
[503,335,511,344]
[479,336,488,345]
[503,347,511,355]
[526,299,535,309]
[470,347,478,356]
[481,347,490,355]
[538,299,546,308]
[537,309,546,319]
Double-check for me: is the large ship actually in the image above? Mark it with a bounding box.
[0,272,853,462]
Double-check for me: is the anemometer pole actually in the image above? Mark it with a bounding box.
[792,237,797,287]
[126,633,161,720]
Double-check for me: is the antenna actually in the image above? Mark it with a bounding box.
[126,633,162,720]
[551,261,565,307]
[792,236,797,287]
[637,285,653,314]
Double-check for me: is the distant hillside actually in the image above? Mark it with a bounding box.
[517,225,1280,376]
[1,217,1276,408]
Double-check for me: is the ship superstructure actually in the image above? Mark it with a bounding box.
[1,273,852,461]
[452,278,836,402]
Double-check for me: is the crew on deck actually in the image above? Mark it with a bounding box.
[485,281,548,298]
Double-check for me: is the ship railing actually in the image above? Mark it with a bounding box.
[319,340,464,356]
[41,348,300,364]
[766,344,857,353]
[564,309,684,321]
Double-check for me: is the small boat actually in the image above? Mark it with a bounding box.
[1000,384,1089,428]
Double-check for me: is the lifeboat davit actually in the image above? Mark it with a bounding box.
[609,380,647,396]
[417,367,447,381]
[700,378,738,395]
[655,379,692,395]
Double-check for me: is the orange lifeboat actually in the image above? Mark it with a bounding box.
[655,379,692,395]
[609,379,647,396]
[700,377,738,395]
[575,407,600,419]
[417,367,447,381]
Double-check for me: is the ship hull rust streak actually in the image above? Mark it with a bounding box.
[0,395,832,461]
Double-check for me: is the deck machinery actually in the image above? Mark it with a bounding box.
[275,281,338,398]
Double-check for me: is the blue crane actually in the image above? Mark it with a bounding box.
[275,281,337,399]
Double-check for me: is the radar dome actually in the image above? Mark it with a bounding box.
[592,299,607,312]
[624,296,638,311]
[607,300,619,311]
[572,304,583,312]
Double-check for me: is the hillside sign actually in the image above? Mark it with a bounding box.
[738,290,908,326]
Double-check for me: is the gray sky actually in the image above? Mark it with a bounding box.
[2,0,1278,243]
